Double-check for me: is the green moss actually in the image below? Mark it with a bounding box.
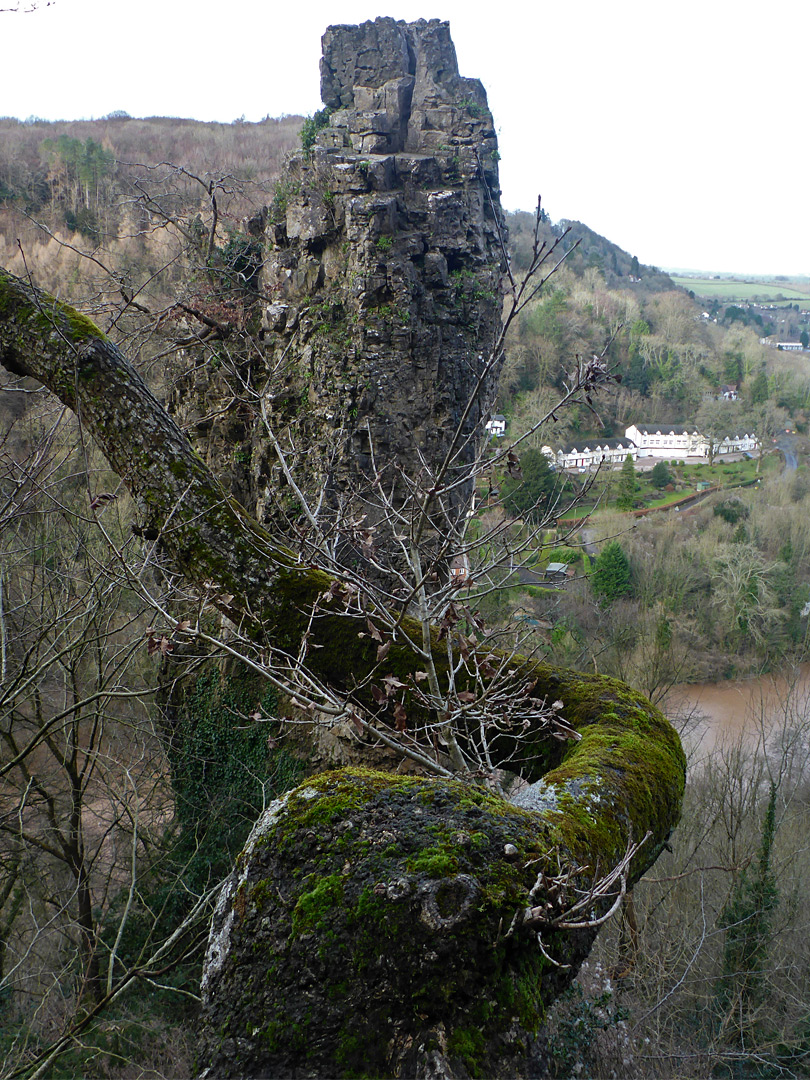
[335,1031,374,1076]
[291,873,344,936]
[0,271,104,343]
[169,459,190,480]
[447,1026,487,1077]
[410,848,458,877]
[204,741,684,1077]
[60,302,105,340]
[261,1018,309,1056]
[0,275,32,319]
[248,879,273,912]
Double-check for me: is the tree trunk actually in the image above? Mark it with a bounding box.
[0,268,686,1074]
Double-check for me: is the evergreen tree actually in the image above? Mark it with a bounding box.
[616,454,637,510]
[502,448,557,524]
[749,369,769,406]
[590,541,632,603]
[650,460,672,489]
[716,784,779,1046]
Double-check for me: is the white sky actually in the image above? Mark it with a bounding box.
[4,0,808,276]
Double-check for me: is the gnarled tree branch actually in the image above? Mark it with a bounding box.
[0,266,685,879]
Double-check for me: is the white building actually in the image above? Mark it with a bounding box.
[625,424,759,459]
[714,432,759,455]
[543,437,638,470]
[625,424,707,459]
[760,339,805,351]
[485,414,507,437]
[544,424,760,470]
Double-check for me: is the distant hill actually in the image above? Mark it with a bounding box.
[506,210,675,293]
[1,115,675,299]
[558,220,676,291]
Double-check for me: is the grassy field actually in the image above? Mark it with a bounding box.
[557,504,595,521]
[557,454,778,521]
[672,276,810,307]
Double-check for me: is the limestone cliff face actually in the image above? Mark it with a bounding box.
[172,18,506,545]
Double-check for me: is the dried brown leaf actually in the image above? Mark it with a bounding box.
[393,702,408,731]
[383,675,407,691]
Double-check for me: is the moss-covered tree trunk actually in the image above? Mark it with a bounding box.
[0,268,686,1077]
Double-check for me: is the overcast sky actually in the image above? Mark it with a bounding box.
[4,0,808,276]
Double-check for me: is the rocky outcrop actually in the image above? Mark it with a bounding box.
[0,17,689,1080]
[318,17,497,157]
[171,18,505,553]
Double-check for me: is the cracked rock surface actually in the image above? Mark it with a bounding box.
[170,18,506,547]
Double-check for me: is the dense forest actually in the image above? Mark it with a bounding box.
[1,110,810,1078]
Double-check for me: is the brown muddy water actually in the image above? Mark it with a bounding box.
[663,663,810,759]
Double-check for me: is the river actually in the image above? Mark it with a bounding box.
[664,663,810,758]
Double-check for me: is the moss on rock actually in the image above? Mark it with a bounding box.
[0,270,104,343]
[197,659,685,1079]
[199,767,606,1079]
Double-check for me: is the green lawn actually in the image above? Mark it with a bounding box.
[672,276,810,307]
[494,451,786,527]
[557,504,596,521]
[642,489,693,510]
[674,454,777,486]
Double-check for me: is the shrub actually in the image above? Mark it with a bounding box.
[300,108,332,152]
[502,449,557,524]
[650,460,673,489]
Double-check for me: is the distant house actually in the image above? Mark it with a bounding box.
[485,414,507,437]
[715,431,759,455]
[449,555,470,581]
[544,423,759,471]
[625,423,759,459]
[624,423,707,460]
[543,562,569,583]
[762,339,805,351]
[543,436,638,470]
[718,384,739,400]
